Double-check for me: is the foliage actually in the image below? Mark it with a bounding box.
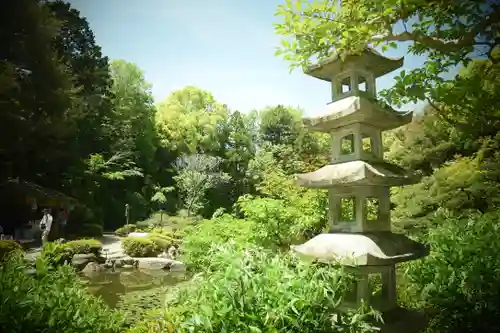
[392,153,500,225]
[174,154,231,216]
[155,86,229,154]
[259,105,302,146]
[0,240,22,262]
[237,195,314,248]
[135,212,199,231]
[40,239,102,267]
[139,243,379,333]
[274,0,499,107]
[181,214,254,270]
[0,0,78,184]
[245,149,329,238]
[151,185,175,222]
[65,239,103,255]
[115,224,138,236]
[116,287,167,328]
[122,236,162,257]
[148,232,177,249]
[400,211,500,332]
[125,308,172,333]
[0,253,125,333]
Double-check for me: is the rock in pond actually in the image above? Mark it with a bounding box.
[72,253,98,270]
[137,258,185,271]
[81,262,105,276]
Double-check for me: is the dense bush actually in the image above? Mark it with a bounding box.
[147,227,184,246]
[122,236,162,257]
[400,210,500,332]
[0,240,22,261]
[148,233,175,249]
[181,214,254,269]
[181,192,327,270]
[115,224,138,236]
[41,239,102,266]
[0,253,125,332]
[135,212,198,230]
[237,195,317,248]
[130,243,379,333]
[65,239,102,255]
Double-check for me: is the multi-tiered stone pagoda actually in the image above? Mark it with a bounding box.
[291,48,428,331]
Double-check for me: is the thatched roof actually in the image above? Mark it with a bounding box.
[1,178,79,206]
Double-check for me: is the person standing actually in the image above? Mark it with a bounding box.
[40,208,53,246]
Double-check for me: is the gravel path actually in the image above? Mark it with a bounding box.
[100,233,128,260]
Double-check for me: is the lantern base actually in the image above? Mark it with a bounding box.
[377,307,427,333]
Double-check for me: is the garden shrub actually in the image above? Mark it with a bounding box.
[131,242,379,333]
[115,224,137,236]
[135,212,198,230]
[122,236,161,257]
[0,253,125,332]
[400,210,500,333]
[237,195,313,248]
[172,228,186,240]
[0,240,22,261]
[180,214,254,270]
[65,239,102,255]
[41,239,103,266]
[146,228,184,245]
[40,241,73,266]
[148,233,175,250]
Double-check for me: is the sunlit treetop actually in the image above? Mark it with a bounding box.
[274,0,500,106]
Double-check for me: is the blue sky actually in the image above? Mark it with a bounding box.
[68,0,431,117]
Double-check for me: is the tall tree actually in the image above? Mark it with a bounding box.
[274,0,500,108]
[0,0,77,185]
[108,60,158,174]
[259,105,301,146]
[155,86,230,155]
[46,0,114,171]
[174,155,230,216]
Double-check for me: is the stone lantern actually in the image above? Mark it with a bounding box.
[291,48,429,331]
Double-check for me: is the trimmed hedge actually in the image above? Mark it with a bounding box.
[122,237,161,257]
[41,239,103,266]
[64,239,102,255]
[115,224,138,236]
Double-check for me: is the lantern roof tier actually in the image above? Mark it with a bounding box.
[290,232,429,266]
[305,47,404,82]
[303,95,413,133]
[295,160,418,189]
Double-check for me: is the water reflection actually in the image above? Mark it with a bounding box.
[80,269,186,307]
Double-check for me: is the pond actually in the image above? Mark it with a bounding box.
[80,269,187,308]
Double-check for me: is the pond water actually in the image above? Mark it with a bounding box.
[80,269,187,308]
